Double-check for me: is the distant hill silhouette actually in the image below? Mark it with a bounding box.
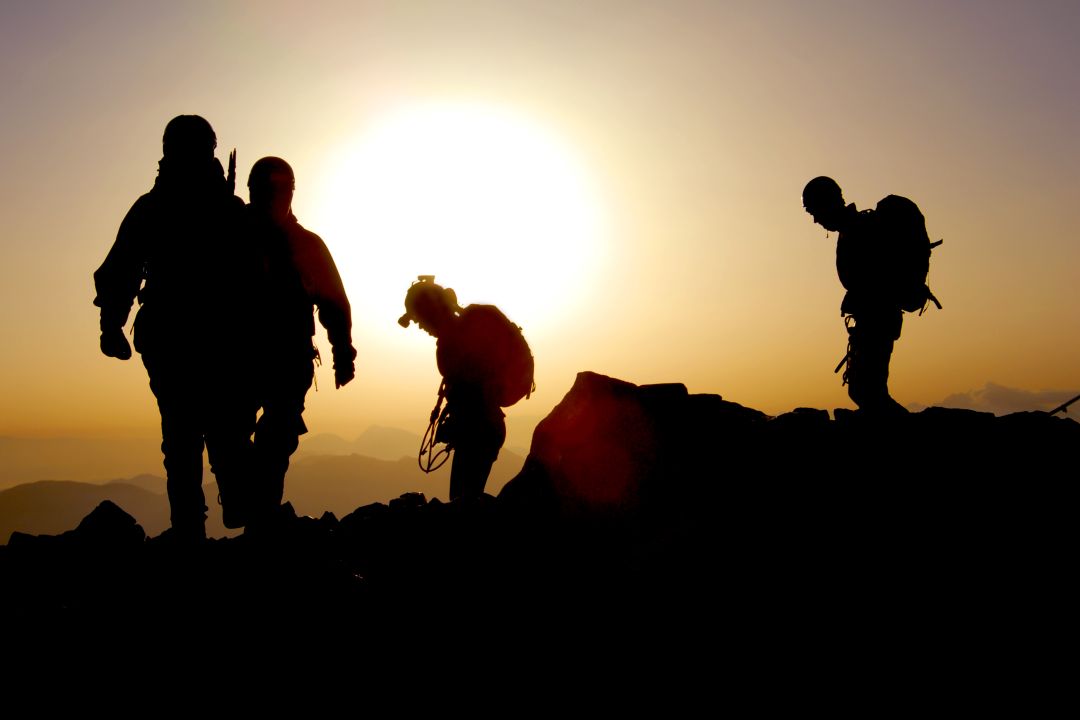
[0,436,163,489]
[283,448,524,517]
[0,448,525,544]
[296,433,354,456]
[0,480,169,541]
[0,475,245,541]
[297,425,422,461]
[0,425,474,540]
[106,473,167,495]
[299,424,532,463]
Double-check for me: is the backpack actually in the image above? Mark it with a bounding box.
[457,304,535,407]
[874,195,943,313]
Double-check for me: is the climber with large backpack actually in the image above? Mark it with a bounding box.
[802,176,942,416]
[398,276,535,500]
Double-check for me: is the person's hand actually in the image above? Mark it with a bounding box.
[334,345,357,388]
[100,327,132,360]
[335,361,355,389]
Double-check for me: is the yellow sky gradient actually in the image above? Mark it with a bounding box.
[2,1,1078,452]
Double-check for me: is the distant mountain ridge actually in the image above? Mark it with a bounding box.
[297,425,422,461]
[0,479,170,541]
[0,448,525,544]
[299,422,533,461]
[284,448,524,518]
[0,436,164,489]
[0,422,534,493]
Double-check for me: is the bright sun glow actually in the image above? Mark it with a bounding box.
[310,102,607,336]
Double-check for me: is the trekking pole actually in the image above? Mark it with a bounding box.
[1048,393,1080,416]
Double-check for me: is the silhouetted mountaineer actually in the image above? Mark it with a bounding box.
[398,276,534,500]
[246,157,356,529]
[802,176,941,415]
[93,115,255,541]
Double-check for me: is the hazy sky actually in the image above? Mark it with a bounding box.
[2,0,1078,446]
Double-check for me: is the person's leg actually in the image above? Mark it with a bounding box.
[251,357,313,522]
[205,385,257,529]
[145,355,207,538]
[449,444,499,500]
[448,398,506,500]
[846,312,905,414]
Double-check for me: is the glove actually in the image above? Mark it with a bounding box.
[333,344,357,389]
[100,326,132,360]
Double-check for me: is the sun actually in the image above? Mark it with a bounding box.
[309,102,607,337]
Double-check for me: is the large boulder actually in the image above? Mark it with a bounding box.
[500,371,767,516]
[501,371,1080,529]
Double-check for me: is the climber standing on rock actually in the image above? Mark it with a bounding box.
[398,276,534,500]
[802,176,941,416]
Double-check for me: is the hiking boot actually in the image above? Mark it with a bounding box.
[218,490,250,530]
[213,467,253,530]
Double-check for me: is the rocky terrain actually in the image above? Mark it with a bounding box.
[2,372,1074,658]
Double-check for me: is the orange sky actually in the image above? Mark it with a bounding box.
[2,1,1078,456]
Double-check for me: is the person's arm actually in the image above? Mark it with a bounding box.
[92,196,151,359]
[298,230,356,388]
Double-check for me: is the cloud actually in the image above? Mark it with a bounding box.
[911,382,1080,416]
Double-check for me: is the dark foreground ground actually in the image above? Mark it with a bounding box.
[1,373,1074,690]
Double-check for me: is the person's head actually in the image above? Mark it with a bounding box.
[248,156,295,221]
[398,276,460,337]
[162,115,217,161]
[802,176,847,231]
